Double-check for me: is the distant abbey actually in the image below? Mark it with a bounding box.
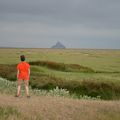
[51,41,66,49]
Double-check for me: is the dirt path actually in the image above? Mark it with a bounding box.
[0,94,120,120]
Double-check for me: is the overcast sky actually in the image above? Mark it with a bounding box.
[0,0,120,49]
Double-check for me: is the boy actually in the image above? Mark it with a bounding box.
[15,55,30,98]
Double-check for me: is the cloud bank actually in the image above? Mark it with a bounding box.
[0,0,120,48]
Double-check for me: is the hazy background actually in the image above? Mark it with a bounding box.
[0,0,120,49]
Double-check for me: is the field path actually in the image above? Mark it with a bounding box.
[0,94,120,120]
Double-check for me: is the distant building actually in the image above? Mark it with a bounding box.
[51,41,66,49]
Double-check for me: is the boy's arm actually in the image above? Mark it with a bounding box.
[28,68,30,76]
[17,70,19,80]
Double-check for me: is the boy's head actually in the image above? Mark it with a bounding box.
[20,55,25,61]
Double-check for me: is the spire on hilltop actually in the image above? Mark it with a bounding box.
[51,41,66,49]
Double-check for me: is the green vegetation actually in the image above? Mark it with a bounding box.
[0,77,101,100]
[0,48,120,100]
[0,48,120,72]
[0,105,42,120]
[0,61,120,100]
[29,60,95,72]
[0,106,23,120]
[0,64,16,81]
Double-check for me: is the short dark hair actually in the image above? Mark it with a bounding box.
[20,55,25,61]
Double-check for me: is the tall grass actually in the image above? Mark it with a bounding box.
[0,106,21,120]
[0,106,41,120]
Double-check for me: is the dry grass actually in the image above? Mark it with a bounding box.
[0,94,120,120]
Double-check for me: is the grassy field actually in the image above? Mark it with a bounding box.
[0,48,120,72]
[0,48,120,99]
[0,48,120,119]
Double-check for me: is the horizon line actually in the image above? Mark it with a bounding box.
[0,46,120,50]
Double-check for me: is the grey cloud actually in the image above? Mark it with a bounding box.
[0,0,120,48]
[0,0,120,29]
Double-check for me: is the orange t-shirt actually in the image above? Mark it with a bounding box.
[17,62,30,80]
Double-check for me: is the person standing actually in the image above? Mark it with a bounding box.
[15,55,30,98]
